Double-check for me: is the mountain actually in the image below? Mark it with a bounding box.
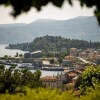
[0,16,100,44]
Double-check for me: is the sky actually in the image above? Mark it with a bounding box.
[0,0,95,24]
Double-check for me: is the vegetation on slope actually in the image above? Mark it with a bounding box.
[0,65,100,99]
[8,35,100,52]
[0,86,100,100]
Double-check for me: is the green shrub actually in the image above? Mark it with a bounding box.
[0,88,76,100]
[75,66,100,94]
[0,87,100,100]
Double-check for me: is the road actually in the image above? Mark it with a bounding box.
[77,57,91,64]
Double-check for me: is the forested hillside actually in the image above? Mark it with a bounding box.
[8,35,100,52]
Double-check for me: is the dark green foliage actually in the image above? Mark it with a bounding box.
[59,52,68,58]
[0,66,42,94]
[0,0,100,24]
[8,35,100,52]
[74,75,82,89]
[57,57,63,64]
[50,58,55,64]
[44,52,55,58]
[4,55,8,58]
[19,54,23,58]
[15,52,18,57]
[0,64,5,70]
[78,0,100,24]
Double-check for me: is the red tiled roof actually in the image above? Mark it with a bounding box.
[41,76,57,81]
[64,70,70,73]
[75,70,82,74]
[68,72,77,77]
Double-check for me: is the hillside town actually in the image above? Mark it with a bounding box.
[0,0,100,99]
[0,47,100,90]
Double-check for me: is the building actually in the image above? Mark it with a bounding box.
[24,50,42,59]
[62,60,73,67]
[24,52,31,58]
[97,49,100,55]
[41,76,62,89]
[58,72,67,83]
[66,71,77,83]
[70,48,78,57]
[22,58,33,63]
[64,70,82,84]
[95,55,100,65]
[42,60,54,67]
[63,56,75,67]
[79,51,88,58]
[33,59,42,69]
[92,51,98,59]
[31,50,42,58]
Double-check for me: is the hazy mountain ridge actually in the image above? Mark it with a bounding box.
[0,16,100,43]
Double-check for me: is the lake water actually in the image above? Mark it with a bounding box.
[30,70,63,77]
[0,44,25,57]
[0,44,63,77]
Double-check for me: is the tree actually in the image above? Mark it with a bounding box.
[8,36,100,52]
[0,64,5,70]
[0,0,100,24]
[58,57,63,64]
[19,54,23,58]
[75,66,100,93]
[50,58,55,64]
[4,55,8,58]
[0,66,42,93]
[15,52,18,57]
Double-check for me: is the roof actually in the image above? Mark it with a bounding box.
[24,51,30,53]
[75,70,82,74]
[64,55,74,60]
[41,76,57,82]
[70,48,77,50]
[42,61,50,65]
[68,72,77,77]
[64,70,71,73]
[31,50,42,54]
[73,76,78,80]
[63,59,73,62]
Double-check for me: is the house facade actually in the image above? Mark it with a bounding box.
[41,76,62,89]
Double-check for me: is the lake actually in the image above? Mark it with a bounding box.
[0,44,63,77]
[0,44,25,57]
